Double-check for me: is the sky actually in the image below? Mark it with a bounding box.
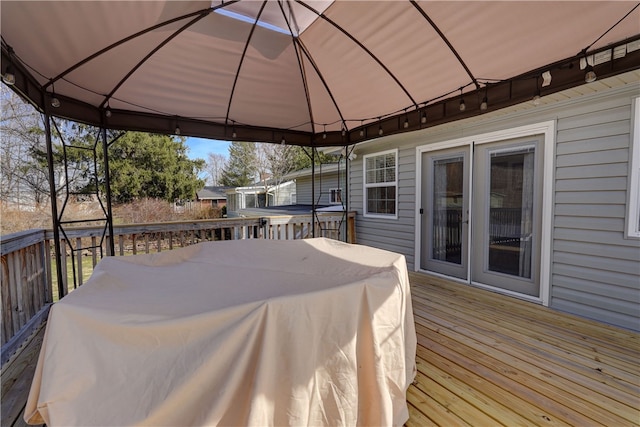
[184,137,230,161]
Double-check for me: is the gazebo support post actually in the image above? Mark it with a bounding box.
[344,143,350,243]
[43,107,66,299]
[311,146,316,238]
[101,127,116,256]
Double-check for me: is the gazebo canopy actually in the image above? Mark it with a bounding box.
[1,1,639,147]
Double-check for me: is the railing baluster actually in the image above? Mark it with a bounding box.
[91,236,98,267]
[76,237,84,287]
[60,240,68,298]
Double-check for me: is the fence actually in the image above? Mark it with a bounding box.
[1,212,355,365]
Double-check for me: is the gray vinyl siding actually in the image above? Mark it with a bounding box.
[295,173,342,205]
[552,97,639,331]
[349,81,639,331]
[351,148,417,267]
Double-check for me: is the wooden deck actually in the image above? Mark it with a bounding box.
[2,273,639,426]
[406,272,640,427]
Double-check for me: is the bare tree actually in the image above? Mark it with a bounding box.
[255,143,297,206]
[0,86,48,208]
[205,153,227,186]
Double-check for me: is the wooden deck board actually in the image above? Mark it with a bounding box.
[1,273,638,427]
[1,323,45,427]
[408,272,640,427]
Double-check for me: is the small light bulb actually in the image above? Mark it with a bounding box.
[281,137,286,144]
[421,113,427,124]
[480,97,488,111]
[232,130,237,139]
[403,119,409,129]
[175,126,181,135]
[323,132,327,139]
[105,108,112,118]
[532,89,541,106]
[51,96,60,108]
[459,99,466,112]
[359,129,364,137]
[584,65,597,83]
[378,126,383,136]
[2,67,15,86]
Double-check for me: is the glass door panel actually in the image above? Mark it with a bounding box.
[421,148,469,279]
[487,149,535,278]
[472,138,543,296]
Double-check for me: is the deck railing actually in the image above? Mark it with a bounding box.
[0,212,355,365]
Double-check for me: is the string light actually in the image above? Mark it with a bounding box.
[532,88,541,106]
[459,88,466,112]
[359,120,364,137]
[2,48,15,86]
[480,85,488,111]
[49,81,60,108]
[175,125,181,135]
[532,76,541,106]
[2,65,15,85]
[584,55,597,83]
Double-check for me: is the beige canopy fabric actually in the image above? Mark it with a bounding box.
[1,1,639,145]
[25,238,417,426]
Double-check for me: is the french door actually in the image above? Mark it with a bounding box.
[421,147,470,280]
[421,136,544,297]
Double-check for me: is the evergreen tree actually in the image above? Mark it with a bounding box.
[104,132,205,203]
[220,141,257,187]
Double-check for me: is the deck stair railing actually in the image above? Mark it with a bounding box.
[0,212,355,366]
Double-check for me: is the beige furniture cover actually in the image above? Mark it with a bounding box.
[25,238,417,426]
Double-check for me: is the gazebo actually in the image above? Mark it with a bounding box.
[3,0,638,289]
[1,2,640,426]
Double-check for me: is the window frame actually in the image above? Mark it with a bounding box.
[363,149,399,219]
[626,96,640,238]
[329,188,343,205]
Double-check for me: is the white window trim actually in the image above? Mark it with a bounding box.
[363,148,399,219]
[626,97,640,239]
[329,188,343,205]
[414,120,555,307]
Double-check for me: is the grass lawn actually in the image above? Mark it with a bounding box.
[51,255,97,302]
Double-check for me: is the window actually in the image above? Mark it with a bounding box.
[329,188,342,204]
[627,97,640,238]
[363,149,398,218]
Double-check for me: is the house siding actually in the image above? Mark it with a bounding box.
[349,80,640,331]
[295,173,343,206]
[552,96,639,331]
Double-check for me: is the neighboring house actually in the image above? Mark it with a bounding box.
[226,180,296,217]
[196,186,231,208]
[345,71,640,332]
[283,162,346,207]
